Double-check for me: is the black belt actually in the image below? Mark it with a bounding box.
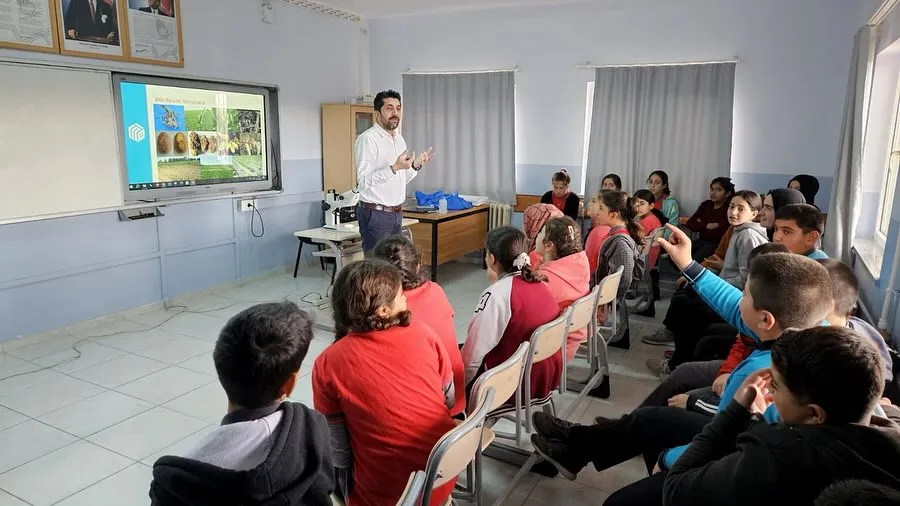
[359,202,402,213]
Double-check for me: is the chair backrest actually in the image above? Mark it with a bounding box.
[421,387,496,506]
[396,471,426,506]
[596,265,624,306]
[569,285,600,333]
[469,342,529,414]
[529,307,570,363]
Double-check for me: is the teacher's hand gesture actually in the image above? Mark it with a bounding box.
[392,151,413,172]
[413,147,434,169]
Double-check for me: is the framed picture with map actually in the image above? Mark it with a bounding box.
[0,0,60,53]
[124,0,182,67]
[56,0,127,60]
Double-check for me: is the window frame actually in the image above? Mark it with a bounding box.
[581,81,595,196]
[876,77,900,245]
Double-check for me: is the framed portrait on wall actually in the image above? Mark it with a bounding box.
[56,0,127,59]
[0,0,60,54]
[124,0,182,67]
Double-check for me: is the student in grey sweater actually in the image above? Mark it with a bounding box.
[718,191,768,289]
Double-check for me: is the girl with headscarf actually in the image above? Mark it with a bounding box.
[523,203,564,268]
[788,175,820,206]
[760,188,807,240]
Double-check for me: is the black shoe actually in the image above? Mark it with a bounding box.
[531,433,583,480]
[532,412,580,441]
[635,303,656,318]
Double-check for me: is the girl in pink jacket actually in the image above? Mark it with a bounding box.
[535,217,592,362]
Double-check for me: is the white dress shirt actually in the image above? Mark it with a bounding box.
[355,123,417,207]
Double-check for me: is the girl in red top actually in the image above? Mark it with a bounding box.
[631,189,669,268]
[373,235,465,417]
[313,260,456,506]
[534,216,591,362]
[684,177,735,261]
[540,169,581,221]
[462,226,562,404]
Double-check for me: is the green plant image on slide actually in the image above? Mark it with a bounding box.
[184,108,218,131]
[157,159,235,181]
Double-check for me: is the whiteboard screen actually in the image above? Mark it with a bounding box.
[0,63,123,222]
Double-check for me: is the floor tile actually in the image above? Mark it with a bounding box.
[288,374,314,405]
[0,406,27,432]
[72,354,168,388]
[299,339,331,376]
[177,353,217,376]
[91,327,183,353]
[171,294,236,312]
[5,337,81,362]
[573,457,647,495]
[38,390,154,438]
[141,424,217,465]
[160,313,227,341]
[525,477,610,505]
[131,335,214,365]
[203,300,259,320]
[69,319,149,340]
[0,375,105,418]
[31,342,127,374]
[163,383,228,424]
[88,407,208,461]
[0,441,131,506]
[55,463,153,506]
[0,420,77,474]
[116,367,215,405]
[0,490,28,506]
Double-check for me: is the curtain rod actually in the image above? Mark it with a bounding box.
[870,0,899,26]
[403,66,519,75]
[576,58,739,69]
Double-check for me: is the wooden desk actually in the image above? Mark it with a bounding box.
[292,218,419,280]
[403,205,489,282]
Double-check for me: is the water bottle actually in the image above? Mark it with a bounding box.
[438,197,448,214]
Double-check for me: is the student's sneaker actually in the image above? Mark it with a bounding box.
[641,327,675,346]
[532,412,579,441]
[530,433,582,480]
[646,358,671,379]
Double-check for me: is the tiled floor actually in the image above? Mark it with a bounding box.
[0,261,673,505]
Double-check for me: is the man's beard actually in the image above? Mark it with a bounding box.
[384,117,400,131]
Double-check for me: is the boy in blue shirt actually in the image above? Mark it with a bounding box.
[773,203,828,259]
[530,224,834,504]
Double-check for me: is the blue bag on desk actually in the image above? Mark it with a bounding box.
[414,191,473,211]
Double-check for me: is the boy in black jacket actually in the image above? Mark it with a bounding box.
[149,301,335,506]
[664,326,900,506]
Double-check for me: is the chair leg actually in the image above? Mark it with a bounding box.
[473,445,483,506]
[524,380,532,439]
[514,385,522,447]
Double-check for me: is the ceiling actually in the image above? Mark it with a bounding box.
[310,0,593,18]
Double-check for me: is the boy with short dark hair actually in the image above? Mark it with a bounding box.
[774,203,828,258]
[663,326,900,505]
[150,302,334,506]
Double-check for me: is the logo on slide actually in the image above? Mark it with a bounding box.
[128,123,146,143]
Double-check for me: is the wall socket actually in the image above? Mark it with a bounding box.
[238,198,257,212]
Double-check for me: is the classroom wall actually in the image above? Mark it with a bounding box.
[0,0,360,341]
[369,0,865,211]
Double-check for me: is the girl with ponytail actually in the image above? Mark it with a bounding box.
[461,226,562,403]
[589,190,645,305]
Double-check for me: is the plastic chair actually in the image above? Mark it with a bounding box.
[560,285,601,393]
[627,226,665,313]
[421,387,497,506]
[396,471,427,506]
[520,308,570,435]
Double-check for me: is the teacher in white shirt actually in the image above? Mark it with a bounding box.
[355,90,432,252]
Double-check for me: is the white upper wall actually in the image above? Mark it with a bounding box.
[0,0,362,161]
[370,0,864,176]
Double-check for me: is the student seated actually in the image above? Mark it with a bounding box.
[644,191,767,373]
[541,169,581,221]
[313,260,456,506]
[534,216,591,362]
[631,189,669,317]
[373,235,466,416]
[602,173,623,191]
[647,170,680,237]
[462,226,562,403]
[760,188,807,240]
[774,203,828,258]
[663,326,900,506]
[524,203,564,269]
[683,177,734,261]
[789,173,821,206]
[528,225,833,506]
[583,199,612,276]
[150,302,334,506]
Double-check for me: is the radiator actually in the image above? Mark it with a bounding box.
[489,202,513,230]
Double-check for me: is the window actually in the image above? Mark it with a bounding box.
[877,82,900,243]
[581,81,594,196]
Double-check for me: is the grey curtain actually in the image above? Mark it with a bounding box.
[825,26,875,263]
[401,71,516,202]
[583,63,736,214]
